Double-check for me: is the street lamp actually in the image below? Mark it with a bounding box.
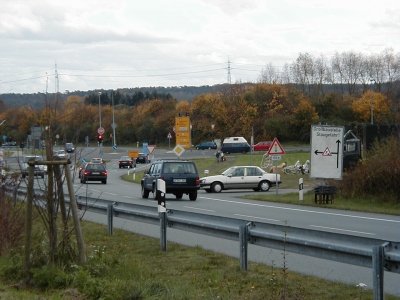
[111,92,117,148]
[369,79,375,125]
[98,92,102,128]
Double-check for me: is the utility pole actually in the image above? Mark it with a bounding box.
[227,59,232,84]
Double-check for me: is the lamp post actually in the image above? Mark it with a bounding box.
[111,92,117,148]
[98,92,102,129]
[369,79,375,125]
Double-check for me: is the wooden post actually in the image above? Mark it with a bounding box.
[64,163,86,264]
[24,163,34,281]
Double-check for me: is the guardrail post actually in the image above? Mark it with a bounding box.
[157,179,167,252]
[239,223,250,271]
[372,244,384,300]
[299,178,304,201]
[107,203,113,236]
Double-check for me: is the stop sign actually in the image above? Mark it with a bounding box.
[97,127,105,135]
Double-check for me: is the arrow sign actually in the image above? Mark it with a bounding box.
[267,137,286,155]
[310,125,344,179]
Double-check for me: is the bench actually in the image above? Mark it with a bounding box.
[314,185,336,204]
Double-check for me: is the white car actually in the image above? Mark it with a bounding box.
[200,166,281,193]
[53,149,67,159]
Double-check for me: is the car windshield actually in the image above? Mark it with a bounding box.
[163,162,197,174]
[120,156,130,160]
[23,156,42,163]
[221,167,235,176]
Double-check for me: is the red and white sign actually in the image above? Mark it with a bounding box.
[267,137,286,155]
[97,127,105,135]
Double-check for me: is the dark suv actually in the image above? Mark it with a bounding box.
[141,160,200,201]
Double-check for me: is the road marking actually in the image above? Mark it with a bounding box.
[309,225,375,236]
[105,192,118,196]
[234,214,281,222]
[199,196,400,224]
[183,206,215,213]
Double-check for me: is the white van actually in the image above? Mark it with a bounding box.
[221,137,251,154]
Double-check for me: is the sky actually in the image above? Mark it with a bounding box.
[0,0,399,94]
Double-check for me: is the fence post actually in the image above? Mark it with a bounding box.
[239,223,250,271]
[372,244,385,300]
[107,203,113,236]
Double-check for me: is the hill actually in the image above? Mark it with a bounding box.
[0,84,231,109]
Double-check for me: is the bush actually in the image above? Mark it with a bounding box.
[339,136,400,202]
[0,192,25,255]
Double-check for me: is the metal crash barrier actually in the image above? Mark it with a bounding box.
[3,185,400,300]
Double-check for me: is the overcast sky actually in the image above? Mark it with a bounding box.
[1,0,399,94]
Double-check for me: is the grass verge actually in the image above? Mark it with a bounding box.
[1,220,398,300]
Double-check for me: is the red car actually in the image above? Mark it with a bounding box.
[253,141,272,152]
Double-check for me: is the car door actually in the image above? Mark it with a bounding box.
[143,163,159,190]
[244,167,264,188]
[224,167,246,189]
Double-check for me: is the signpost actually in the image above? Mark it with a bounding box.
[167,132,172,148]
[97,127,105,135]
[311,125,344,179]
[267,137,286,195]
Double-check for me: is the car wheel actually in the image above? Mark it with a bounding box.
[189,191,197,201]
[141,184,149,199]
[82,177,86,184]
[41,174,44,178]
[102,180,107,184]
[259,180,270,192]
[175,192,183,199]
[211,182,223,193]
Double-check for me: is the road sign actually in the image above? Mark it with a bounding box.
[310,125,344,179]
[267,137,286,155]
[147,145,155,154]
[271,155,281,161]
[167,132,172,139]
[97,127,105,135]
[173,144,185,157]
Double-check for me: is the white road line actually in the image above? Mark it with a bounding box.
[183,206,215,213]
[234,214,281,222]
[309,225,376,236]
[199,196,400,223]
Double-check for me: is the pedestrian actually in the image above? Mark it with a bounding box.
[216,150,221,162]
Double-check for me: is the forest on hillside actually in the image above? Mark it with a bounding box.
[1,50,399,146]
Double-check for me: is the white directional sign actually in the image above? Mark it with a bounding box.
[311,125,344,179]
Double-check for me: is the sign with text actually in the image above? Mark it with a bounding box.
[175,116,191,149]
[311,125,344,179]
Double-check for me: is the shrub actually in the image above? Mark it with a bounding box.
[0,192,25,255]
[339,136,400,202]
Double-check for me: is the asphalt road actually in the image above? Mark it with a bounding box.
[3,146,400,296]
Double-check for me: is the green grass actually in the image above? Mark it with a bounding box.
[122,152,400,216]
[1,221,398,299]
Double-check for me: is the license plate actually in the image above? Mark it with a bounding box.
[92,172,100,175]
[173,178,186,183]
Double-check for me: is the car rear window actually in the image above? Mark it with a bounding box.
[87,164,106,171]
[163,162,197,174]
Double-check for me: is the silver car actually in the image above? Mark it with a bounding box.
[200,166,281,193]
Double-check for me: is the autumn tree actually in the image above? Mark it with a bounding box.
[351,91,391,124]
[290,98,319,141]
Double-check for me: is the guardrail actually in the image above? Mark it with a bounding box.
[3,185,400,300]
